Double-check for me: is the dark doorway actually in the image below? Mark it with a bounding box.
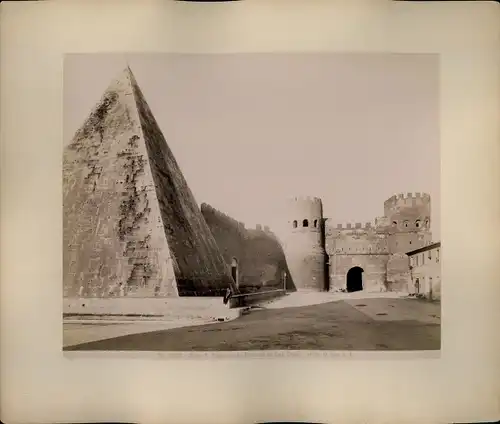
[346,266,364,292]
[231,257,239,288]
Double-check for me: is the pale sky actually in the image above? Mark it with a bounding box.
[64,53,440,240]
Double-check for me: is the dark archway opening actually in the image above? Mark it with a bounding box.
[231,257,239,288]
[346,266,364,292]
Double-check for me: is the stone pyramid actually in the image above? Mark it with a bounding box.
[63,66,236,298]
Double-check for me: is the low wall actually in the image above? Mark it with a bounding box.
[63,296,231,320]
[228,289,286,308]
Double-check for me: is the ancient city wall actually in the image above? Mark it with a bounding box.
[328,253,389,292]
[384,192,431,212]
[200,203,247,275]
[244,228,295,289]
[283,196,326,291]
[319,192,435,293]
[201,204,296,291]
[387,231,433,254]
[324,221,389,256]
[384,192,431,233]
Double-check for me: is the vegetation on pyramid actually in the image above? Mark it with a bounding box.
[63,67,236,298]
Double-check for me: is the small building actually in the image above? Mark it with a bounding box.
[406,242,441,301]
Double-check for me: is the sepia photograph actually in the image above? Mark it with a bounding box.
[62,52,441,352]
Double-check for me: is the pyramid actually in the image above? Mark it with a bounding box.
[63,67,236,298]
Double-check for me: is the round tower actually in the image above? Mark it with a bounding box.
[282,196,326,291]
[383,192,432,253]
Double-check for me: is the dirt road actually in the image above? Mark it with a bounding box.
[65,297,440,351]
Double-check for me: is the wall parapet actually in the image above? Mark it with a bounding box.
[384,192,431,207]
[331,246,390,254]
[247,224,277,241]
[288,195,322,205]
[200,203,246,232]
[326,219,374,231]
[253,224,272,232]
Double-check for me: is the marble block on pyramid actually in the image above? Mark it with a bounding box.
[63,66,236,298]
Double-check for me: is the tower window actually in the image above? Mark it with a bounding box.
[303,219,309,227]
[404,220,409,228]
[392,221,397,226]
[292,220,297,228]
[313,219,318,228]
[415,219,421,228]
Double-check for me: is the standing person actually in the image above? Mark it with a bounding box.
[223,287,232,305]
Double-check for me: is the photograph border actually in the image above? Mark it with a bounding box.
[1,1,499,423]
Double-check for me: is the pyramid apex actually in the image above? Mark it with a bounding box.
[119,64,134,80]
[121,65,140,87]
[102,65,140,96]
[125,63,133,75]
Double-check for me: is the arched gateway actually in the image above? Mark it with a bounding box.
[346,266,364,292]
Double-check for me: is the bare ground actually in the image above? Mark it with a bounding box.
[64,297,441,351]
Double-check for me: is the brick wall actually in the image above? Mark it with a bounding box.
[201,205,296,291]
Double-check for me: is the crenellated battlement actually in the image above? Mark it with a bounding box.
[288,195,323,205]
[252,224,273,233]
[326,220,374,231]
[287,195,324,222]
[384,192,431,206]
[200,203,246,232]
[332,245,390,254]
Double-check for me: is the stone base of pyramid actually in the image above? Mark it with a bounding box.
[63,295,239,322]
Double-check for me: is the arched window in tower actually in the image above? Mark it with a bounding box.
[415,219,421,228]
[392,221,397,226]
[313,219,318,228]
[303,219,309,227]
[403,220,409,228]
[425,218,430,228]
[292,220,298,228]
